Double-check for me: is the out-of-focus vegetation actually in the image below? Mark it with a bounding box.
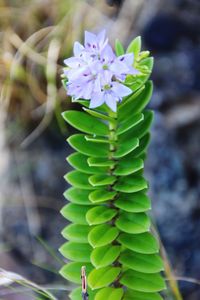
[0,0,119,145]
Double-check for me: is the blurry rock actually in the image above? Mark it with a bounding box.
[143,14,186,52]
[106,0,123,7]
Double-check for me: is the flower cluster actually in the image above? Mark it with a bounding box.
[63,30,139,111]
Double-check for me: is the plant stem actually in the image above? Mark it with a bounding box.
[107,109,123,286]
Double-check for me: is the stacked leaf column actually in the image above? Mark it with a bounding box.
[60,77,166,299]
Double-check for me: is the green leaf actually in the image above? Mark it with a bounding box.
[64,171,93,190]
[128,133,150,158]
[88,157,115,167]
[86,206,117,225]
[126,36,141,58]
[114,175,148,193]
[89,189,117,203]
[114,137,139,158]
[117,113,144,135]
[123,290,163,300]
[69,286,96,300]
[63,188,92,205]
[119,81,153,121]
[115,39,125,56]
[120,269,166,292]
[68,134,109,157]
[118,232,159,254]
[130,58,154,91]
[95,287,124,300]
[59,242,92,262]
[83,107,114,122]
[119,250,164,273]
[77,99,90,107]
[118,85,144,110]
[67,153,107,174]
[115,212,150,234]
[61,224,90,243]
[88,224,119,247]
[91,245,121,268]
[85,136,110,143]
[60,262,93,284]
[89,174,116,187]
[62,110,108,136]
[122,110,153,140]
[114,158,143,176]
[115,192,151,212]
[88,266,121,289]
[61,203,91,225]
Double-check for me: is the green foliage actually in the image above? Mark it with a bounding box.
[88,266,121,289]
[115,39,125,56]
[95,287,124,300]
[60,36,165,299]
[88,224,119,247]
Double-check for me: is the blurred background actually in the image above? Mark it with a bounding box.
[0,0,200,299]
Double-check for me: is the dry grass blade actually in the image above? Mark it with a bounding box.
[0,268,57,299]
[21,38,61,148]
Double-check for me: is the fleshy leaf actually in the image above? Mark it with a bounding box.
[59,242,92,262]
[61,203,91,225]
[118,232,159,254]
[123,290,163,300]
[61,224,90,243]
[115,192,151,212]
[113,157,143,176]
[62,110,108,136]
[91,245,121,268]
[86,206,117,225]
[89,174,116,186]
[85,136,110,143]
[68,134,109,157]
[130,58,154,91]
[114,137,139,158]
[117,113,144,135]
[115,39,125,56]
[88,224,119,247]
[64,170,93,189]
[88,266,121,289]
[67,153,107,174]
[114,175,148,193]
[89,189,117,203]
[83,107,114,122]
[126,36,141,58]
[115,212,150,234]
[60,262,93,284]
[119,81,153,120]
[128,133,150,158]
[88,157,115,167]
[69,286,96,300]
[95,287,124,300]
[120,269,166,292]
[63,187,92,205]
[121,110,153,139]
[119,250,164,273]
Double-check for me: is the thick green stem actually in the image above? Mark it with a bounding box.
[108,109,122,286]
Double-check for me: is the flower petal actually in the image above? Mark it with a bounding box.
[73,41,84,56]
[112,82,132,98]
[84,31,97,48]
[89,92,105,108]
[104,93,117,112]
[118,53,134,66]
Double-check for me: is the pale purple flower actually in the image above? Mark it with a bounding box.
[63,30,138,111]
[90,71,132,112]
